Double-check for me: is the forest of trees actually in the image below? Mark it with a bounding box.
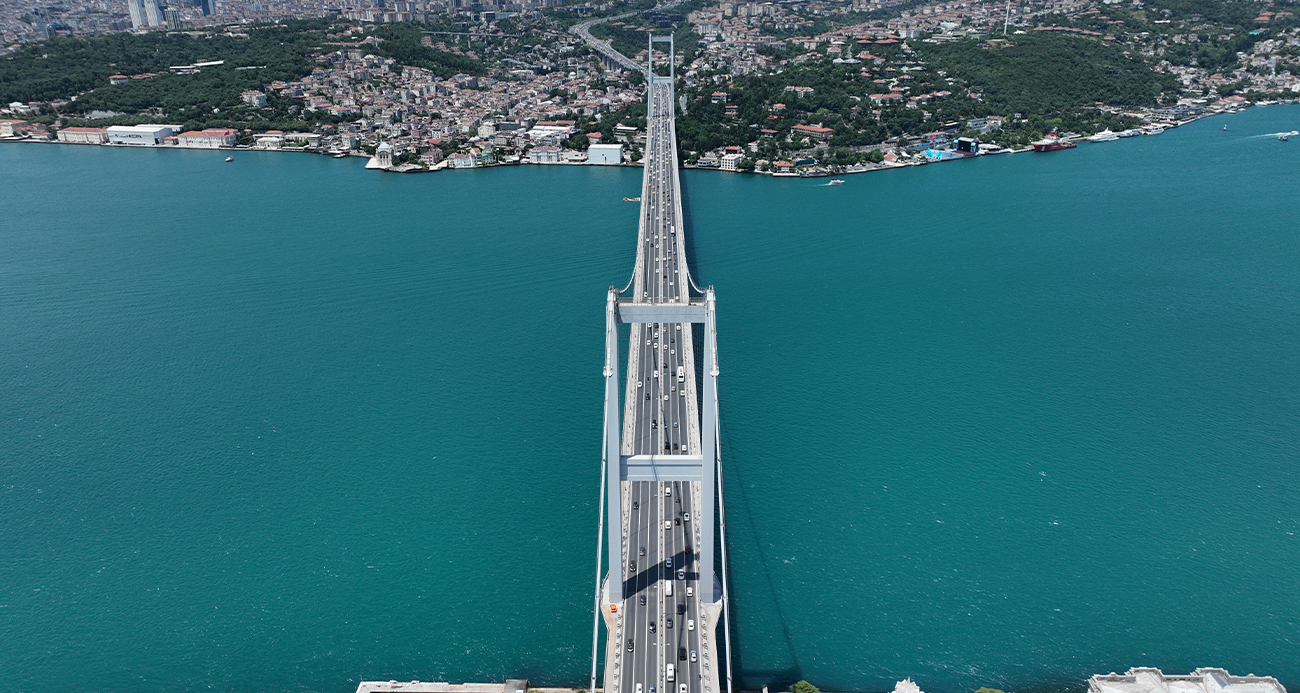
[676,33,1175,155]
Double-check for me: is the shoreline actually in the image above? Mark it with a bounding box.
[4,103,1288,177]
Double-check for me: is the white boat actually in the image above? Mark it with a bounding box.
[1140,125,1165,135]
[225,156,234,162]
[1281,133,1290,142]
[828,179,845,185]
[1117,128,1141,138]
[1088,129,1119,142]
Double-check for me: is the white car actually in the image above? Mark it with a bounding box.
[637,686,643,693]
[680,686,687,693]
[687,619,695,631]
[690,650,697,663]
[665,520,672,530]
[683,512,690,522]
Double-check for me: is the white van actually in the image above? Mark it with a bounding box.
[666,665,675,683]
[677,366,684,382]
[665,581,673,597]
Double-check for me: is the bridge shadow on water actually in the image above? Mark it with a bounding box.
[676,170,805,691]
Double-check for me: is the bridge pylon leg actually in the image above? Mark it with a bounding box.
[604,288,625,603]
[699,288,718,603]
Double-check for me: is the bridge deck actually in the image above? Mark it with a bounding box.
[601,80,721,693]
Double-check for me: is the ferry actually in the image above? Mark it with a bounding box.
[828,179,845,185]
[1031,129,1077,152]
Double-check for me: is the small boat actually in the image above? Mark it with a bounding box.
[1281,133,1290,142]
[333,152,348,158]
[1117,128,1140,138]
[1088,129,1119,142]
[1140,125,1165,136]
[1223,124,1228,131]
[623,197,641,202]
[225,156,234,162]
[828,179,845,185]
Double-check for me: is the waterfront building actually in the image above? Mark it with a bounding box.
[56,127,109,144]
[588,144,623,165]
[176,128,237,148]
[106,124,175,146]
[530,145,561,164]
[720,152,745,170]
[0,119,30,137]
[253,133,284,150]
[1090,669,1286,693]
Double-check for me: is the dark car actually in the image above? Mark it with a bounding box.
[640,546,646,556]
[627,639,634,652]
[677,603,686,615]
[629,561,636,571]
[633,501,639,511]
[650,621,656,633]
[640,595,646,605]
[679,647,687,661]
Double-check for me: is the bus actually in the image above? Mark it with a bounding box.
[677,366,684,383]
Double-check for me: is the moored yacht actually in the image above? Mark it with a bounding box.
[1088,129,1119,142]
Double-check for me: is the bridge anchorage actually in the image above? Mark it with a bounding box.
[587,33,734,693]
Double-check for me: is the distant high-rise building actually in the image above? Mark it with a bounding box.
[196,0,215,15]
[127,0,145,27]
[164,6,182,28]
[129,0,165,26]
[143,0,163,26]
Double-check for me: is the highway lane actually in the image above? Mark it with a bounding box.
[618,80,705,693]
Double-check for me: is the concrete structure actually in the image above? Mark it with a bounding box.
[57,127,108,144]
[720,152,744,171]
[107,124,174,146]
[176,128,237,148]
[588,143,623,165]
[1090,669,1287,693]
[357,681,529,693]
[241,91,268,107]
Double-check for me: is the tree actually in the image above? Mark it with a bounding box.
[791,681,820,693]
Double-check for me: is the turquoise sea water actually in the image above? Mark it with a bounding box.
[2,106,1298,693]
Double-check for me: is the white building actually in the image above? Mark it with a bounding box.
[530,145,561,164]
[57,127,109,144]
[720,152,745,171]
[107,124,175,146]
[588,144,623,165]
[240,90,268,107]
[1090,669,1287,693]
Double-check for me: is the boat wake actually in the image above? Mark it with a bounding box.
[1252,130,1298,139]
